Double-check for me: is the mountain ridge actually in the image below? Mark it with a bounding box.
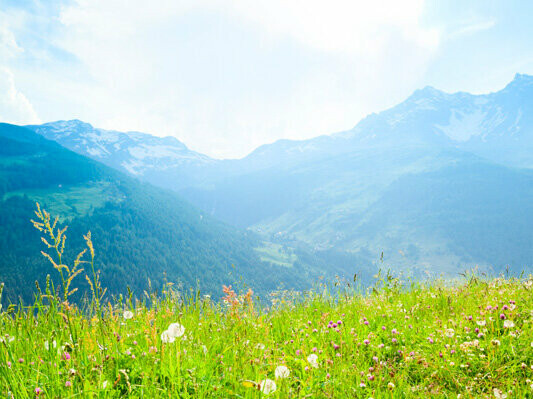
[20,73,533,276]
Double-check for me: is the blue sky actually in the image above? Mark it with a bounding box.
[0,0,531,158]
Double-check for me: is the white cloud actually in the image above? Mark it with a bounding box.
[0,24,23,57]
[226,0,439,54]
[0,67,41,125]
[449,19,496,39]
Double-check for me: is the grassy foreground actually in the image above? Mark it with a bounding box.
[1,274,532,398]
[0,207,532,397]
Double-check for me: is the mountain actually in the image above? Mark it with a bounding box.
[0,123,372,304]
[25,74,533,275]
[26,120,217,189]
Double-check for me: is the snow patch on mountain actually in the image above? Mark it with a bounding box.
[129,144,191,160]
[436,108,488,142]
[86,147,107,157]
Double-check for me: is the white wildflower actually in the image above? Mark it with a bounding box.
[161,330,175,344]
[476,320,486,326]
[503,320,514,328]
[167,323,185,338]
[258,379,277,395]
[493,388,507,399]
[275,365,290,379]
[123,311,134,320]
[445,329,455,338]
[307,354,319,368]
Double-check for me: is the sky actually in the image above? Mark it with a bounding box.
[0,0,532,158]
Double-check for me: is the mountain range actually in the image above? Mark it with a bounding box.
[24,73,533,278]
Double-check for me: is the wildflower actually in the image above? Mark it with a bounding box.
[307,354,319,368]
[363,339,370,345]
[35,388,43,395]
[445,329,455,338]
[18,358,24,363]
[491,340,501,346]
[427,337,434,344]
[275,365,290,379]
[161,330,175,344]
[499,314,506,320]
[63,352,71,361]
[503,320,514,328]
[65,381,72,388]
[167,323,185,338]
[102,380,108,389]
[477,320,486,326]
[258,379,277,395]
[123,310,134,320]
[493,388,507,399]
[360,383,366,388]
[388,382,395,390]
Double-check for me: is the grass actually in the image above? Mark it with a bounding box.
[2,181,120,220]
[254,242,297,268]
[0,206,532,398]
